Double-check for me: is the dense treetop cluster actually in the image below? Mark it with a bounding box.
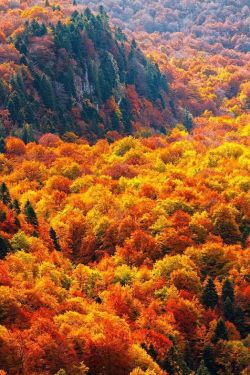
[0,115,249,374]
[0,1,249,375]
[78,0,250,56]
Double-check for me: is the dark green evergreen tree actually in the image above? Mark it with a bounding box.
[0,78,7,105]
[13,199,21,215]
[0,120,6,153]
[222,279,234,303]
[115,27,127,42]
[99,52,116,101]
[0,138,5,153]
[141,343,158,362]
[131,39,137,50]
[0,120,6,138]
[183,109,193,132]
[21,123,35,144]
[38,74,55,109]
[0,236,11,259]
[212,319,228,343]
[0,183,11,205]
[169,98,177,118]
[84,7,92,20]
[0,210,6,222]
[24,104,36,125]
[24,200,38,227]
[49,227,61,251]
[221,279,235,322]
[203,345,216,375]
[120,97,132,133]
[62,67,76,97]
[234,307,248,338]
[7,91,22,123]
[161,337,191,375]
[201,278,218,309]
[29,20,47,37]
[110,111,120,131]
[196,360,210,375]
[14,216,21,228]
[223,296,234,322]
[146,62,165,102]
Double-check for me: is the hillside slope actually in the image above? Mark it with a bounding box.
[78,0,250,56]
[0,6,172,142]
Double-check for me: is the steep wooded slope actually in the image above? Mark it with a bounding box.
[0,7,172,142]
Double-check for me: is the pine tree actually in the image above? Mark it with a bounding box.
[22,123,35,144]
[24,104,36,125]
[223,296,234,322]
[120,97,132,133]
[0,183,11,205]
[49,227,61,251]
[0,138,6,153]
[24,200,38,227]
[222,279,234,303]
[212,319,228,343]
[0,120,7,138]
[161,337,191,375]
[38,74,55,109]
[201,278,218,309]
[203,345,216,375]
[0,210,6,223]
[0,78,7,105]
[0,236,11,259]
[115,27,127,42]
[13,199,21,215]
[14,216,21,228]
[183,109,193,132]
[131,39,137,50]
[234,307,248,338]
[7,91,22,123]
[196,360,210,375]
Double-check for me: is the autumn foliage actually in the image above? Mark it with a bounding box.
[0,1,249,375]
